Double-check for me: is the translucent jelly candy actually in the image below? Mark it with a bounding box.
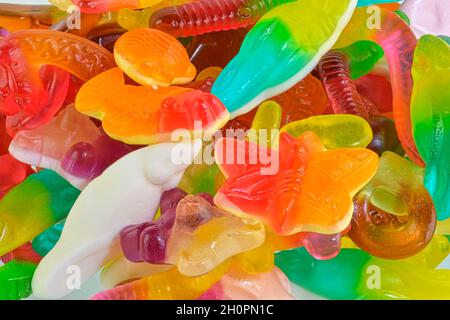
[280,115,373,149]
[75,67,229,144]
[411,35,450,220]
[355,73,393,113]
[186,29,248,72]
[114,28,196,87]
[367,115,404,156]
[276,236,450,300]
[148,0,296,38]
[32,140,201,299]
[121,193,265,276]
[0,30,115,133]
[350,152,436,259]
[0,169,80,257]
[86,22,127,53]
[71,0,170,13]
[0,260,37,300]
[92,261,230,300]
[400,0,450,38]
[334,7,423,166]
[199,266,294,300]
[357,0,399,7]
[9,105,100,187]
[32,223,64,258]
[214,131,379,235]
[212,0,357,118]
[0,154,30,199]
[248,100,282,148]
[178,163,225,195]
[0,242,42,265]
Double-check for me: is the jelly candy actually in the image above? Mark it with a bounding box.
[114,28,196,87]
[212,0,357,118]
[0,30,115,133]
[214,131,379,235]
[186,29,248,72]
[121,192,265,276]
[248,100,282,148]
[0,260,37,300]
[178,163,224,195]
[92,261,230,300]
[354,73,393,113]
[149,0,296,38]
[400,0,450,38]
[350,152,436,259]
[86,22,127,52]
[367,115,404,156]
[411,35,450,220]
[0,169,79,257]
[8,105,100,188]
[357,0,399,7]
[32,223,64,258]
[32,140,201,299]
[0,242,42,265]
[276,236,450,300]
[75,67,229,144]
[71,0,170,13]
[272,75,329,126]
[280,115,373,149]
[199,266,294,300]
[0,154,30,199]
[334,7,423,166]
[100,256,171,288]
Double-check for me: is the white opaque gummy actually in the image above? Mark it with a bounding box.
[32,140,202,299]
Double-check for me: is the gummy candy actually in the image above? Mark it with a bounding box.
[0,154,30,199]
[0,169,80,257]
[334,7,423,166]
[92,260,230,300]
[178,163,224,195]
[357,0,399,7]
[186,29,248,72]
[149,0,296,38]
[276,235,450,300]
[0,242,42,265]
[411,35,450,220]
[114,28,196,87]
[367,115,404,156]
[0,30,114,133]
[248,100,282,148]
[279,115,373,149]
[354,73,393,113]
[75,67,229,144]
[214,131,379,235]
[199,265,294,300]
[211,0,358,118]
[87,22,126,52]
[121,192,265,276]
[32,140,201,299]
[0,260,37,300]
[350,152,436,259]
[400,0,450,38]
[71,0,171,13]
[32,223,64,258]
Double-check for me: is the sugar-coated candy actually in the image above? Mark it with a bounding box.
[411,35,450,220]
[215,132,379,235]
[0,30,114,133]
[149,0,296,38]
[211,0,358,118]
[32,140,201,299]
[75,67,229,144]
[92,261,230,300]
[350,152,436,259]
[121,191,264,276]
[199,265,294,300]
[276,235,450,300]
[0,260,37,300]
[114,28,196,87]
[400,0,450,38]
[0,169,80,257]
[334,7,423,166]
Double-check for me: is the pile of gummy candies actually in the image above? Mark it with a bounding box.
[0,0,449,300]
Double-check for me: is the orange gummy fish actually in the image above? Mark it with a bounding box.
[75,67,229,144]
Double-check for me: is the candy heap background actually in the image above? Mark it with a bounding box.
[0,0,449,300]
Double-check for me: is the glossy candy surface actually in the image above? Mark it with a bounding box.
[214,131,379,235]
[211,0,358,118]
[0,260,37,300]
[350,152,436,259]
[0,30,114,133]
[411,35,450,220]
[75,67,229,144]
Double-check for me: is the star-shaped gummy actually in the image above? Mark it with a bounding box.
[214,131,379,235]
